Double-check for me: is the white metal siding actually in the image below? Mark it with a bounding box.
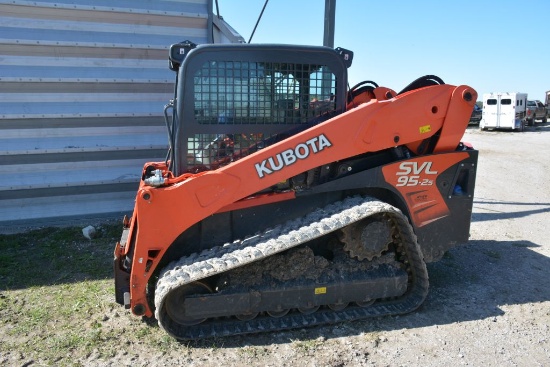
[0,0,243,232]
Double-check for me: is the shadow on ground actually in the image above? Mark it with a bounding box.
[472,200,550,222]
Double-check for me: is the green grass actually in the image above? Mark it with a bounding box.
[0,223,169,365]
[0,226,114,289]
[237,345,270,359]
[0,223,389,365]
[0,223,203,365]
[291,337,325,355]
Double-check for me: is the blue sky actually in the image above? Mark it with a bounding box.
[217,0,549,102]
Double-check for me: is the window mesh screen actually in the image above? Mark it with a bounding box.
[186,60,337,172]
[186,132,275,171]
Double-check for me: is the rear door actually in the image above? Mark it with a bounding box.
[498,96,515,128]
[484,95,500,127]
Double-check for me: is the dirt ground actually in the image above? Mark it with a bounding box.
[3,123,550,366]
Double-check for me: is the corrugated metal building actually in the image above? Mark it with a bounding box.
[0,0,244,232]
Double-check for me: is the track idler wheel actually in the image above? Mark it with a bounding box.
[267,309,290,318]
[328,301,349,311]
[235,312,259,321]
[163,281,212,326]
[298,305,320,314]
[356,299,375,307]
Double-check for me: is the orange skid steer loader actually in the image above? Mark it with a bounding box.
[114,41,478,340]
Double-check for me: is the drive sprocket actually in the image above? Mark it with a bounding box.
[339,213,393,261]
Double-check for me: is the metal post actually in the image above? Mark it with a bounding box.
[321,0,336,101]
[323,0,336,48]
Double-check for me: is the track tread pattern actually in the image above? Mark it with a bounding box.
[155,196,429,340]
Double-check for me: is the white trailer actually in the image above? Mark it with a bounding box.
[480,92,527,131]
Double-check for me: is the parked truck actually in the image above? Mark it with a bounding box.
[526,100,547,125]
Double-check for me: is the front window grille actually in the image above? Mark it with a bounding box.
[186,60,337,172]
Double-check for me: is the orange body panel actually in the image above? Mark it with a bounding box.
[117,84,477,316]
[382,152,469,226]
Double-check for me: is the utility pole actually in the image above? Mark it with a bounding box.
[323,0,336,48]
[322,0,336,100]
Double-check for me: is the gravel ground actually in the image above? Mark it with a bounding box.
[3,122,550,367]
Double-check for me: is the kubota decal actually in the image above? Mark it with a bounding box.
[255,134,332,178]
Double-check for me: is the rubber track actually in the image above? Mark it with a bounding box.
[155,196,429,340]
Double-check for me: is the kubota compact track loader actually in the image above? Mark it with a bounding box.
[114,41,478,340]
